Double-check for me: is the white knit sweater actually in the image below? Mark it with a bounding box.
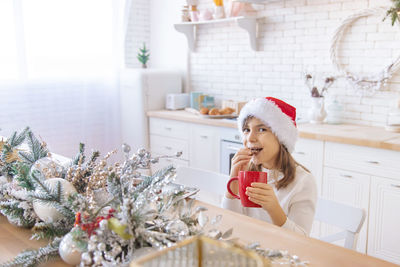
[221,166,318,236]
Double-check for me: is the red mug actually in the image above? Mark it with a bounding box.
[227,171,268,208]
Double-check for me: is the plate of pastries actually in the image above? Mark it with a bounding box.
[198,107,237,119]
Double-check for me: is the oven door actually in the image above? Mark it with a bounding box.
[220,140,243,175]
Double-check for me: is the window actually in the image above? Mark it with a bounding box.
[0,0,116,81]
[0,1,19,80]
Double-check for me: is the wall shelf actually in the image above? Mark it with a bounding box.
[174,16,261,51]
[232,0,279,3]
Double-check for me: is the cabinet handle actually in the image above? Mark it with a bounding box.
[340,174,353,178]
[165,146,172,150]
[227,146,240,151]
[200,135,208,139]
[234,135,241,141]
[295,151,305,155]
[165,127,172,131]
[366,160,379,165]
[391,184,400,189]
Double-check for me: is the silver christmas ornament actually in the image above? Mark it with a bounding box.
[81,252,92,265]
[59,233,82,265]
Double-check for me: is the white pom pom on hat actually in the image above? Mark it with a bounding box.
[237,97,298,153]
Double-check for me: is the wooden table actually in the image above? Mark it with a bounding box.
[1,201,398,267]
[0,216,66,266]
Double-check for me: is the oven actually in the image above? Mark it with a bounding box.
[220,127,243,175]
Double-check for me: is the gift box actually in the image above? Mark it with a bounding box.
[190,92,215,110]
[131,235,270,267]
[222,100,247,114]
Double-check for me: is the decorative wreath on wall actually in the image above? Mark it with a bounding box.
[330,7,400,95]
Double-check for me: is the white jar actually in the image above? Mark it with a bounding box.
[386,108,400,132]
[385,97,400,132]
[325,99,344,124]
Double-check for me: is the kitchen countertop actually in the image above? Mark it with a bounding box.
[147,110,400,152]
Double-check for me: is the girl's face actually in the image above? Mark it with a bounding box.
[242,117,280,169]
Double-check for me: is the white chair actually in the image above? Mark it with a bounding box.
[174,166,229,207]
[314,198,366,250]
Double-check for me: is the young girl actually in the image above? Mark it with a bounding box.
[222,97,317,236]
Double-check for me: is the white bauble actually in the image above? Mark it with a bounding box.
[32,178,77,223]
[59,232,82,265]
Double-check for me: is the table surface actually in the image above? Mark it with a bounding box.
[1,201,398,267]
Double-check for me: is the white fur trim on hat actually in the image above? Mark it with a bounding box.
[237,98,298,153]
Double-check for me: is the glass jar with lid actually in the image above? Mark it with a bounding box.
[386,97,400,132]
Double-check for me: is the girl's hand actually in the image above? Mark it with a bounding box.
[230,148,252,178]
[226,148,252,199]
[246,183,287,226]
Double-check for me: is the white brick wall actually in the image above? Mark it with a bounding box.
[188,0,400,126]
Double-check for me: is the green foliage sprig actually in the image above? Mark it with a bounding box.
[18,131,48,166]
[0,127,29,177]
[12,162,35,191]
[31,221,71,240]
[0,200,36,228]
[384,0,400,26]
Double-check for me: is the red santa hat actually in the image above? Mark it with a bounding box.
[237,97,298,153]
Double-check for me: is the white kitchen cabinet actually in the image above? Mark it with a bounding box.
[149,118,221,173]
[150,135,189,160]
[368,176,400,264]
[322,167,370,254]
[292,138,324,239]
[189,124,220,172]
[324,141,400,180]
[292,138,324,196]
[149,118,189,140]
[149,118,190,173]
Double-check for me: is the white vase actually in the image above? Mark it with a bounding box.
[308,97,327,124]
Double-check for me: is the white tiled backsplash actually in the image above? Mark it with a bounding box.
[188,0,400,126]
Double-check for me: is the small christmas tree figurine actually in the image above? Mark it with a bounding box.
[137,43,150,68]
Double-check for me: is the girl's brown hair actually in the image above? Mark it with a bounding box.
[243,116,309,190]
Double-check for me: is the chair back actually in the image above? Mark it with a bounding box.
[175,166,229,206]
[315,198,366,250]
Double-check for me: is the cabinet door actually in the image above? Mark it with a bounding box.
[149,118,189,140]
[150,134,189,161]
[322,167,370,254]
[368,176,400,264]
[292,138,324,196]
[189,125,219,172]
[292,138,324,239]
